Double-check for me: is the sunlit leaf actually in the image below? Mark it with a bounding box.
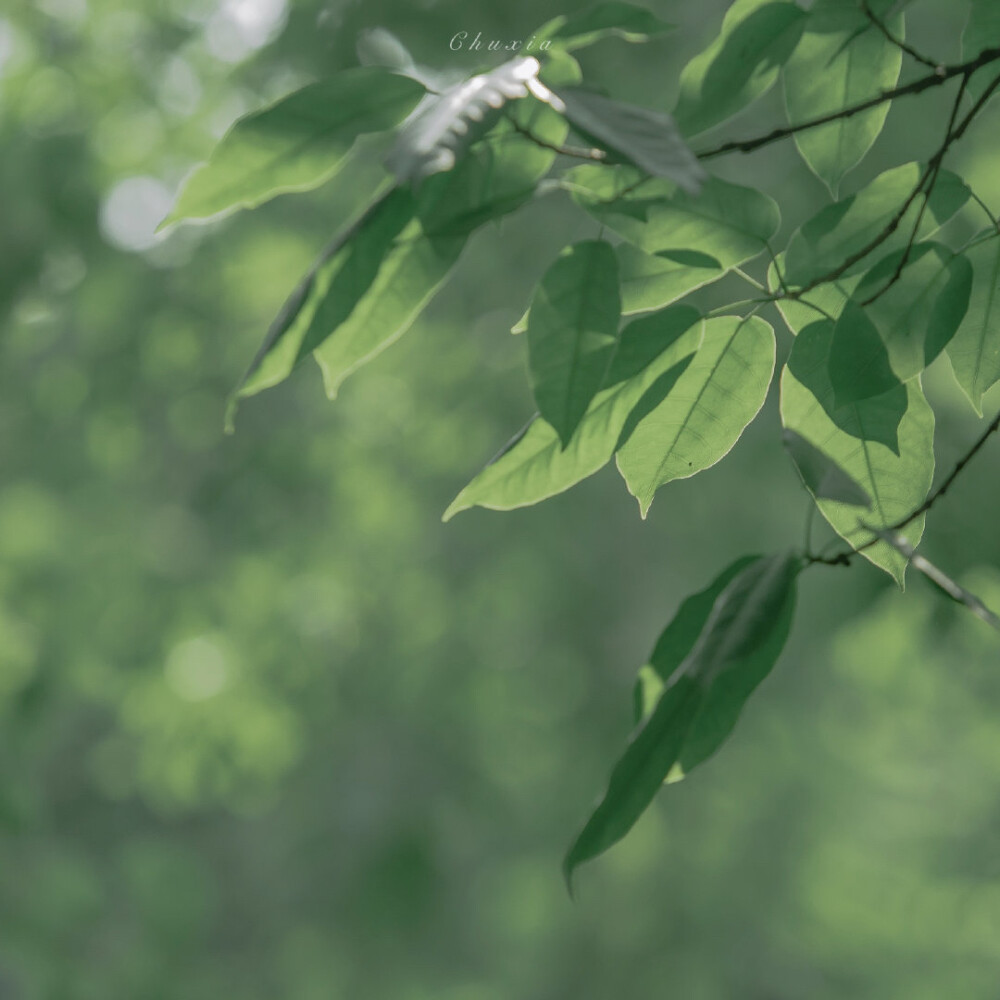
[164,69,425,225]
[565,554,799,887]
[947,233,1000,415]
[617,244,726,315]
[783,164,970,288]
[444,307,703,518]
[674,0,808,137]
[567,164,780,267]
[780,320,935,584]
[616,315,776,516]
[527,240,622,445]
[552,88,706,194]
[782,0,903,196]
[781,428,871,507]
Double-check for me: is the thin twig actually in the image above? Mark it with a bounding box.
[504,114,608,162]
[695,46,1000,160]
[858,74,969,307]
[860,0,942,72]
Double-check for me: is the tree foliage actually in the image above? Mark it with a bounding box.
[165,0,1000,888]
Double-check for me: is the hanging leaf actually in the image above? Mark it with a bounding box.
[616,315,776,517]
[673,0,808,137]
[767,253,862,335]
[444,307,702,518]
[780,320,935,585]
[947,233,1000,415]
[565,554,799,888]
[533,2,674,51]
[781,429,871,507]
[551,88,706,194]
[385,56,543,182]
[782,0,904,197]
[163,68,425,226]
[527,241,622,446]
[783,164,970,288]
[567,164,780,267]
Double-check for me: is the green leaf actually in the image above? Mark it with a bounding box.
[828,242,972,405]
[527,241,622,445]
[963,0,1000,104]
[551,88,706,194]
[565,554,799,887]
[234,186,420,404]
[444,307,703,518]
[617,244,726,315]
[633,555,759,723]
[533,2,674,51]
[781,428,871,507]
[385,57,543,183]
[782,0,903,197]
[567,164,780,266]
[947,233,1000,415]
[163,69,425,226]
[783,164,971,288]
[780,320,935,584]
[673,0,808,137]
[616,315,776,516]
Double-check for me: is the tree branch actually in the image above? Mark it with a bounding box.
[695,46,1000,161]
[860,0,942,72]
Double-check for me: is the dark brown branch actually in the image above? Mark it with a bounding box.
[695,45,1000,161]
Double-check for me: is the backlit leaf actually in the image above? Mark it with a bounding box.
[533,2,674,51]
[674,0,808,137]
[527,241,622,445]
[947,233,1000,415]
[164,69,425,225]
[444,307,703,518]
[616,315,776,516]
[781,428,871,507]
[780,320,935,584]
[782,0,903,196]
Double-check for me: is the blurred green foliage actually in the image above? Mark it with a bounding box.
[1,0,1000,996]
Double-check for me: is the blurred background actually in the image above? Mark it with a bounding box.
[2,0,1000,996]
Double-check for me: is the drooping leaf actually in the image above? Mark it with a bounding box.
[551,88,706,194]
[533,2,675,51]
[565,554,799,887]
[781,428,871,507]
[673,0,808,137]
[780,320,935,584]
[782,0,903,197]
[527,241,622,445]
[633,555,759,723]
[567,164,780,268]
[164,69,425,226]
[827,242,972,405]
[385,56,543,182]
[963,0,1000,104]
[616,315,776,517]
[617,244,726,315]
[947,233,1000,415]
[444,307,703,518]
[783,164,970,288]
